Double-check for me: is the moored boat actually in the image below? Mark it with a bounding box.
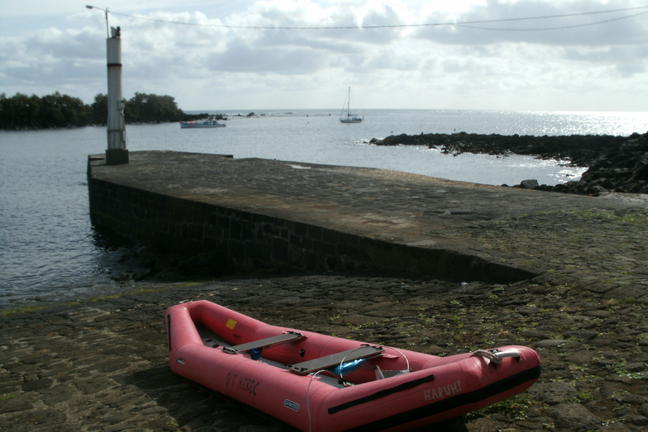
[166,300,540,431]
[339,87,363,123]
[180,117,226,128]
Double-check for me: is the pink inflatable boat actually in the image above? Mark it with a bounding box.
[166,300,540,431]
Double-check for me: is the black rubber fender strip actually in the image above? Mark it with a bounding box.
[344,365,541,431]
[328,373,436,414]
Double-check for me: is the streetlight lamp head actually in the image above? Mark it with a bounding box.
[85,5,110,38]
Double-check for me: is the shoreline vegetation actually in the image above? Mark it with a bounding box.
[371,131,648,195]
[0,92,221,130]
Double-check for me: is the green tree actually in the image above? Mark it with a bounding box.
[59,93,89,127]
[125,92,184,123]
[40,92,65,128]
[0,93,28,128]
[91,93,108,125]
[0,91,192,129]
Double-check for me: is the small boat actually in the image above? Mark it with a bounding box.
[339,87,363,123]
[180,117,226,128]
[166,300,540,431]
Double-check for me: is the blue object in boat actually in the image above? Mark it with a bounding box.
[331,358,366,375]
[250,348,262,360]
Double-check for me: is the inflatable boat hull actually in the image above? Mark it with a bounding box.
[166,300,540,431]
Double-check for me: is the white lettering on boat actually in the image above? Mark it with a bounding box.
[225,372,260,397]
[283,399,301,412]
[423,380,462,401]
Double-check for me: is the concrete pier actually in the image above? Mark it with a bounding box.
[89,151,646,293]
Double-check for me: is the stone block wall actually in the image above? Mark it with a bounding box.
[88,175,534,283]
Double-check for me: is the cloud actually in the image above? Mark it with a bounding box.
[414,0,648,46]
[564,45,648,75]
[0,0,647,111]
[207,39,326,74]
[0,25,104,96]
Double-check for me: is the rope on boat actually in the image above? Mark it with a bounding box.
[305,345,411,431]
[386,346,411,373]
[307,346,374,431]
[306,369,328,432]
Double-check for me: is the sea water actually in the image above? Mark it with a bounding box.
[0,109,646,305]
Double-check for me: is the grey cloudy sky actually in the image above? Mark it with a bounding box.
[1,0,647,111]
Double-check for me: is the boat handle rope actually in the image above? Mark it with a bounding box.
[306,369,328,432]
[306,346,383,432]
[471,348,521,365]
[386,346,410,373]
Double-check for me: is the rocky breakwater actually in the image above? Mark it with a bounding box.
[549,133,648,195]
[370,132,648,195]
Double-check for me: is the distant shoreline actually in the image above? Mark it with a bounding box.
[0,91,223,131]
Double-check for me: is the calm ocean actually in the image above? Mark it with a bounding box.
[1,109,646,305]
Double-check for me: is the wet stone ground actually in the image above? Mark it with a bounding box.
[1,273,647,431]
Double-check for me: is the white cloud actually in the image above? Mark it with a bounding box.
[0,0,647,111]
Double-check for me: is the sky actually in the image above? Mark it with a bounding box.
[1,0,648,111]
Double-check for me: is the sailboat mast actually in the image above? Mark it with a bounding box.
[347,86,351,115]
[339,86,362,123]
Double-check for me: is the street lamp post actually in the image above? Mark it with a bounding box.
[87,5,128,165]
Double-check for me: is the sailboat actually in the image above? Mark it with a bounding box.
[339,87,363,123]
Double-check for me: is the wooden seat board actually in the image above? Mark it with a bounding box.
[224,331,303,354]
[290,345,383,374]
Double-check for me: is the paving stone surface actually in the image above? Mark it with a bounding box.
[1,274,647,431]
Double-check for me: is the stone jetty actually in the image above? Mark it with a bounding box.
[2,151,647,431]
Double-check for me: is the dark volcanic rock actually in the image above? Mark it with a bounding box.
[372,131,648,195]
[549,403,601,431]
[549,133,648,195]
[519,179,539,189]
[372,132,627,166]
